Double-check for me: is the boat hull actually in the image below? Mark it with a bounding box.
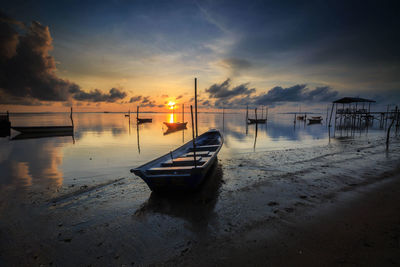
[137,118,152,123]
[248,118,266,124]
[131,129,223,193]
[139,157,217,193]
[12,126,73,133]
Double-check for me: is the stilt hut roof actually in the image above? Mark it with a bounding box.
[333,97,376,104]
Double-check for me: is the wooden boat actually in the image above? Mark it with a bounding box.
[307,116,323,124]
[137,118,152,124]
[12,126,73,133]
[136,106,152,124]
[163,122,187,130]
[11,131,73,140]
[131,129,223,193]
[163,122,187,136]
[248,118,266,124]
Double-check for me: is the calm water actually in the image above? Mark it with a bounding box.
[0,112,383,194]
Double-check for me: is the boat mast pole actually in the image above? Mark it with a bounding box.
[182,104,184,123]
[195,78,198,138]
[191,105,197,168]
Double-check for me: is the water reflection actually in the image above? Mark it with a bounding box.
[135,162,223,231]
[0,112,386,198]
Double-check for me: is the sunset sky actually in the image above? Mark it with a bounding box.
[1,0,399,112]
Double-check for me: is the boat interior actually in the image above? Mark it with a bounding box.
[144,135,221,176]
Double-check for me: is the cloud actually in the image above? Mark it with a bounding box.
[204,78,338,107]
[161,94,169,98]
[129,95,142,103]
[205,78,255,99]
[253,85,338,105]
[0,15,81,104]
[72,88,126,102]
[218,58,251,76]
[0,13,129,105]
[176,95,183,100]
[139,96,156,107]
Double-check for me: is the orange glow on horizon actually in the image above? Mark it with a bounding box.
[167,101,176,110]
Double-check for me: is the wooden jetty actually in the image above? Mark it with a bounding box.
[328,97,400,138]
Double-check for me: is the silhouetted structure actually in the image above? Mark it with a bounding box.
[0,111,11,137]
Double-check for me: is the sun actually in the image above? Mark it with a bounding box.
[167,101,176,110]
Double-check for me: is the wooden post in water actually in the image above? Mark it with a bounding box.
[222,106,225,132]
[194,78,198,138]
[70,107,74,127]
[266,107,268,120]
[191,105,197,168]
[387,106,397,151]
[137,106,139,121]
[246,105,249,122]
[182,104,184,123]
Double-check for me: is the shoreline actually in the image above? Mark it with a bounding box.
[1,136,400,266]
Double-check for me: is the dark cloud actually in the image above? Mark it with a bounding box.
[176,95,183,99]
[204,78,338,107]
[0,13,129,105]
[205,78,255,99]
[219,58,251,76]
[0,15,81,104]
[129,95,142,102]
[72,88,126,102]
[253,85,338,105]
[202,100,211,106]
[161,94,169,98]
[140,96,156,107]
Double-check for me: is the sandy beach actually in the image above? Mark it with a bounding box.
[1,135,400,266]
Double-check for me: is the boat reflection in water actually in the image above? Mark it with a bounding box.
[134,162,223,229]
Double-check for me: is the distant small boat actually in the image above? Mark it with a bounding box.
[125,114,130,117]
[104,111,110,113]
[163,122,187,135]
[131,129,223,193]
[137,118,152,124]
[297,115,305,120]
[308,116,323,124]
[12,126,73,134]
[248,118,266,124]
[164,122,187,129]
[136,106,152,124]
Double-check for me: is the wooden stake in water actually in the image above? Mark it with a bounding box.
[191,105,197,168]
[194,78,198,138]
[182,104,184,123]
[70,107,74,127]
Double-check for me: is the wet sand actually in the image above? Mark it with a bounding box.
[166,169,400,266]
[1,136,400,266]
